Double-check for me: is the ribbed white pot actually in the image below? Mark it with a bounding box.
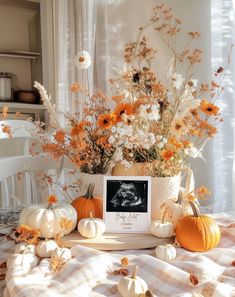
[151,174,181,220]
[79,172,104,197]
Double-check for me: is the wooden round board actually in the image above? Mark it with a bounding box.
[61,232,174,250]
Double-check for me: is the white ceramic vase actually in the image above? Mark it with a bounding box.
[151,174,181,220]
[79,172,104,197]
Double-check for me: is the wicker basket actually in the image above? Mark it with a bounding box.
[0,206,23,226]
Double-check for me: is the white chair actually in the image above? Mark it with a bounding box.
[0,120,36,158]
[0,155,77,208]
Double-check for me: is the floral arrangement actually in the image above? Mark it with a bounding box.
[29,4,229,177]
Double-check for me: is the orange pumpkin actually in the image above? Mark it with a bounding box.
[71,184,103,221]
[175,201,220,252]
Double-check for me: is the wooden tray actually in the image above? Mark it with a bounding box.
[62,232,174,250]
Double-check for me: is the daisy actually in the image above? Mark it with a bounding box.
[170,118,187,137]
[200,100,220,116]
[114,103,134,122]
[97,114,114,129]
[75,51,92,70]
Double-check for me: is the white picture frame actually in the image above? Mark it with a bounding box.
[103,176,151,233]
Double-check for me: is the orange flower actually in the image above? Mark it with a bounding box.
[97,114,114,129]
[112,95,125,102]
[96,136,112,149]
[48,194,57,205]
[43,143,65,159]
[70,122,87,138]
[197,186,211,199]
[70,83,80,93]
[168,137,183,149]
[200,100,220,116]
[181,139,192,148]
[114,103,134,122]
[161,149,174,160]
[1,124,12,138]
[199,121,217,137]
[54,130,65,144]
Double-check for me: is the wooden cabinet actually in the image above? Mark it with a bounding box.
[0,0,46,120]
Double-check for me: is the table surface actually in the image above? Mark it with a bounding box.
[1,213,235,297]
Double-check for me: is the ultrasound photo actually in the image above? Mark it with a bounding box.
[106,180,148,212]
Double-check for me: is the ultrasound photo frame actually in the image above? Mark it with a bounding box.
[103,176,151,233]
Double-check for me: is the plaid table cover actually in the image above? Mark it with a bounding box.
[0,215,235,297]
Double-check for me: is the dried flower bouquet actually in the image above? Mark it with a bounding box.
[26,3,229,178]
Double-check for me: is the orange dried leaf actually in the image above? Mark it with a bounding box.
[121,257,129,266]
[189,273,199,285]
[119,268,129,276]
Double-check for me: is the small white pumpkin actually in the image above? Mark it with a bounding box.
[150,219,174,238]
[77,212,105,238]
[51,247,71,263]
[19,202,77,239]
[118,266,148,297]
[15,242,36,254]
[36,240,58,258]
[155,244,176,262]
[160,189,193,227]
[7,253,38,271]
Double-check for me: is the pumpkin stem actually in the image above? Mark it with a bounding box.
[188,201,200,217]
[161,210,166,224]
[89,211,93,219]
[85,184,95,199]
[132,265,138,279]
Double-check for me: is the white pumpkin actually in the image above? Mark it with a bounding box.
[77,213,105,238]
[7,253,38,271]
[150,220,174,238]
[155,244,176,262]
[15,242,36,254]
[118,266,148,297]
[36,240,58,258]
[19,203,77,238]
[51,247,71,263]
[160,189,193,227]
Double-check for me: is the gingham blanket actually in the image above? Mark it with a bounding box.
[1,215,235,297]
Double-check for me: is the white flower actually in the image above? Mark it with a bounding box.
[75,51,92,70]
[172,73,184,89]
[157,142,164,149]
[109,136,115,144]
[184,146,203,159]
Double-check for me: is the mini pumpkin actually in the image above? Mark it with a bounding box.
[36,240,58,258]
[72,183,103,221]
[150,213,174,238]
[51,247,71,263]
[118,266,148,297]
[7,253,38,272]
[19,202,77,239]
[175,201,221,252]
[160,189,193,227]
[77,212,105,238]
[155,244,176,262]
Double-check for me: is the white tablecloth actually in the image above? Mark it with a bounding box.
[1,215,235,297]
